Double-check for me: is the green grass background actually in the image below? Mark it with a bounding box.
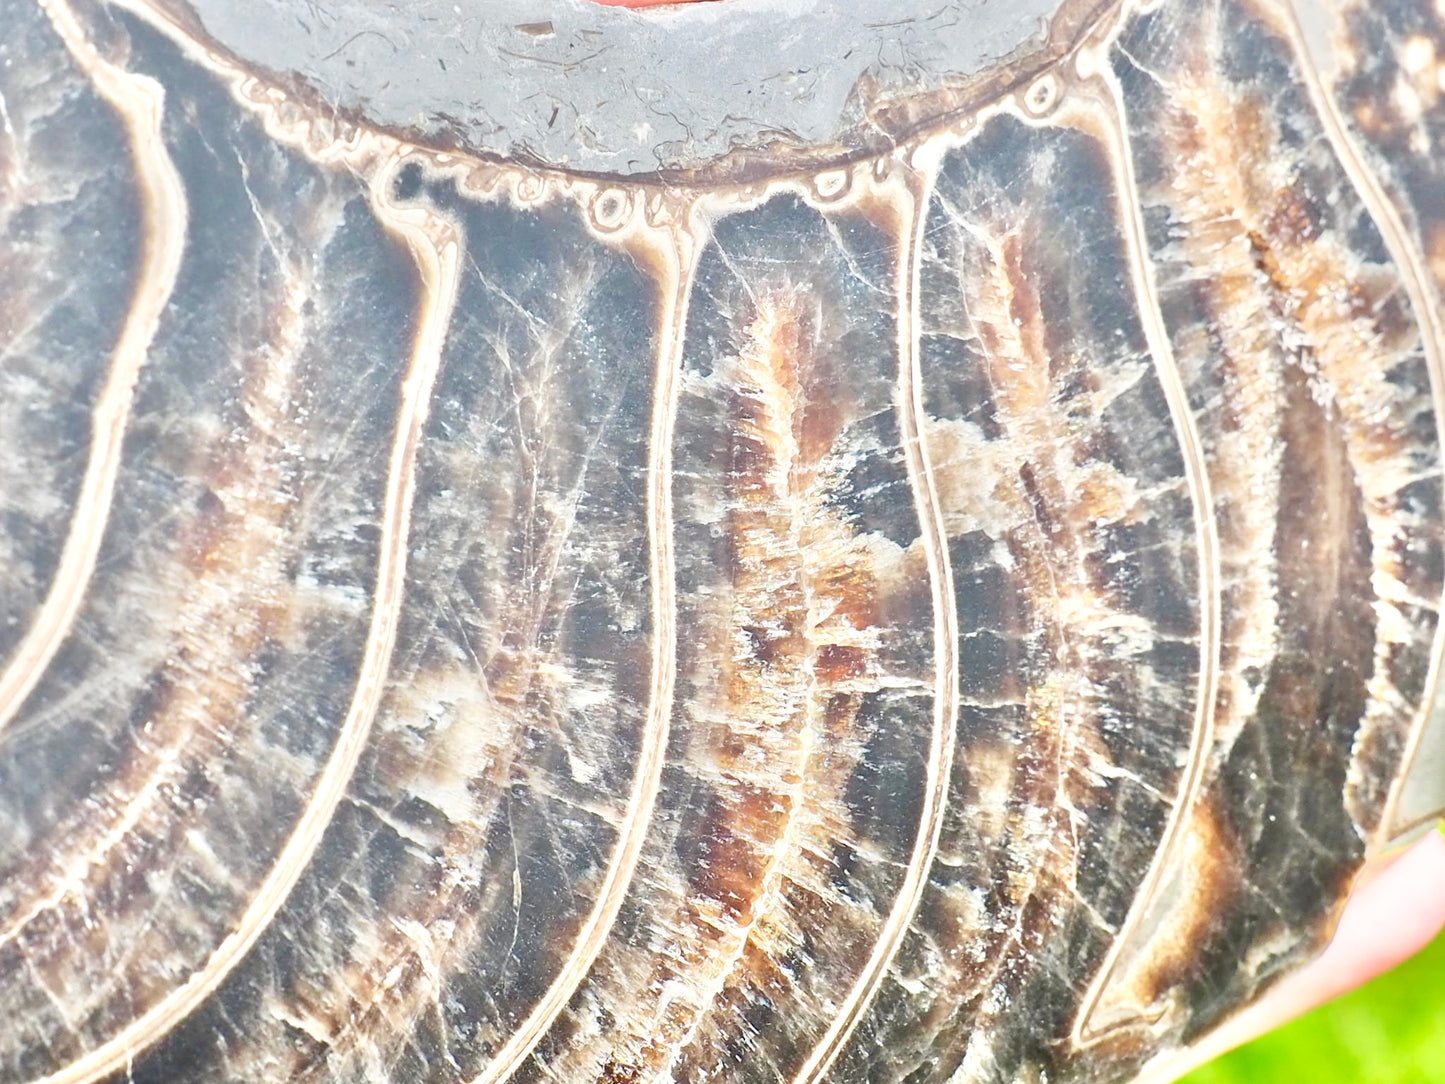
[1179,833,1445,1083]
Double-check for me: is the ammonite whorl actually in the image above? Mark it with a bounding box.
[1,0,1443,1081]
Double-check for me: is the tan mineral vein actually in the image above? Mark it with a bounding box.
[0,0,186,736]
[652,288,825,1076]
[465,226,692,1084]
[1281,0,1445,844]
[36,161,460,1084]
[791,168,959,1084]
[1074,75,1223,1043]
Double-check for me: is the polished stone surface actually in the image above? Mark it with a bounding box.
[0,0,1442,1081]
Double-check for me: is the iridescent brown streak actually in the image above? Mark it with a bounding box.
[1077,52,1291,1024]
[1166,43,1428,827]
[0,263,310,1014]
[1125,82,1284,757]
[598,290,884,1081]
[927,213,1116,1037]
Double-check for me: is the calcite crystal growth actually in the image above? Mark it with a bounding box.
[0,0,1442,1081]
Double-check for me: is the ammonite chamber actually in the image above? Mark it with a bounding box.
[1,0,1443,1081]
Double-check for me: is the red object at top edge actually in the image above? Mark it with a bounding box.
[588,0,723,7]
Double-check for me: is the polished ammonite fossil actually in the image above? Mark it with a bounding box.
[1,0,1443,1080]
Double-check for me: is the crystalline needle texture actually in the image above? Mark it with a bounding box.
[0,0,1442,1081]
